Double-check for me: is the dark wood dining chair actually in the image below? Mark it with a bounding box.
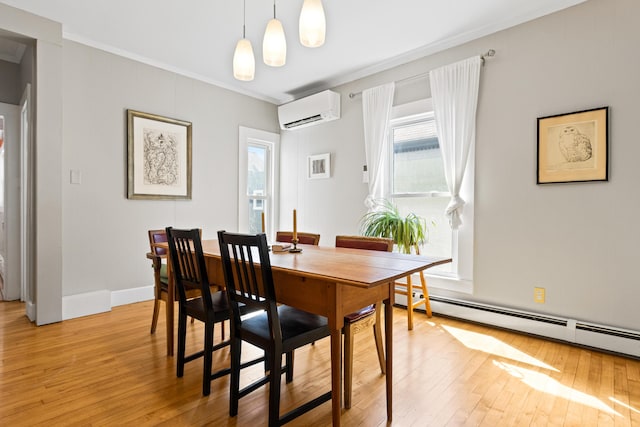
[148,228,204,356]
[165,227,259,396]
[335,235,393,409]
[147,229,177,356]
[275,230,320,245]
[218,230,331,426]
[148,229,168,334]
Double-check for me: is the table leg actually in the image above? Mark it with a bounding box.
[407,275,414,330]
[330,327,342,426]
[385,297,393,422]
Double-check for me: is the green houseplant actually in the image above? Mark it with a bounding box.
[359,199,428,254]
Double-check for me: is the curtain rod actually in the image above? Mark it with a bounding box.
[348,49,495,99]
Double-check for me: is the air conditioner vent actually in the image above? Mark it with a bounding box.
[284,114,323,129]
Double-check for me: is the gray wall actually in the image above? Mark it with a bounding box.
[280,0,639,331]
[0,59,20,104]
[61,40,279,298]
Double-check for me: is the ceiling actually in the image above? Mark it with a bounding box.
[0,0,587,104]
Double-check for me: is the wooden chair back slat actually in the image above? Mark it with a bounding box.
[335,235,394,252]
[218,231,280,340]
[275,231,320,245]
[166,228,213,310]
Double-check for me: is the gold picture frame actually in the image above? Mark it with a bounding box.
[537,107,608,184]
[127,109,192,200]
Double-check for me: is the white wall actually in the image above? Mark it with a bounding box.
[61,41,279,307]
[280,0,640,331]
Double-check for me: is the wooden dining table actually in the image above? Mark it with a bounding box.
[187,239,451,426]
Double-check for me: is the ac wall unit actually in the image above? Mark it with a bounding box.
[278,90,341,130]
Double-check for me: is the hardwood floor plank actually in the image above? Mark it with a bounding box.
[1,300,639,426]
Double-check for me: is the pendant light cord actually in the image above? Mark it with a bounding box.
[242,0,246,38]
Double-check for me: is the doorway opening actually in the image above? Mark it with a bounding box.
[0,115,4,300]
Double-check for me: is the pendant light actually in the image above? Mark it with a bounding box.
[263,0,286,66]
[233,0,255,81]
[299,0,325,48]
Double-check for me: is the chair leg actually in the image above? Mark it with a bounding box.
[285,351,294,383]
[344,323,355,409]
[176,309,187,378]
[229,336,242,417]
[419,270,432,317]
[373,306,386,374]
[264,351,271,373]
[150,299,161,334]
[268,347,283,427]
[202,319,214,396]
[166,298,175,356]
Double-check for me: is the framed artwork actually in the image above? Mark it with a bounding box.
[537,106,608,184]
[127,109,192,199]
[307,153,330,179]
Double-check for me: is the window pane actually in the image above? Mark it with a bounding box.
[247,199,266,234]
[247,145,267,196]
[390,114,452,271]
[393,196,452,273]
[392,120,448,193]
[247,143,269,234]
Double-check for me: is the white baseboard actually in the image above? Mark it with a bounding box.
[62,286,154,320]
[26,300,36,321]
[62,290,111,320]
[111,285,154,307]
[396,294,640,358]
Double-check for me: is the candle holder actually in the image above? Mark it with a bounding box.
[289,238,302,253]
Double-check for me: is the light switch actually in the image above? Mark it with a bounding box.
[70,169,82,184]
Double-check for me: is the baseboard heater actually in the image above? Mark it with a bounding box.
[395,293,640,359]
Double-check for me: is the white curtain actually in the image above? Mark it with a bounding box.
[362,82,395,210]
[429,56,481,229]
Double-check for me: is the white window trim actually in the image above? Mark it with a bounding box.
[389,99,474,294]
[238,126,280,238]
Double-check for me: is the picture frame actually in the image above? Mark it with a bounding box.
[127,109,192,199]
[307,153,331,179]
[537,106,608,184]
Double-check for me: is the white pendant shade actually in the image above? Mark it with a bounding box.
[299,0,325,47]
[263,18,286,67]
[233,38,255,81]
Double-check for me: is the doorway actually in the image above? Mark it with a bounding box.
[0,115,4,298]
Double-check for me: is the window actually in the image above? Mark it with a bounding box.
[238,127,280,236]
[387,100,473,292]
[389,111,452,272]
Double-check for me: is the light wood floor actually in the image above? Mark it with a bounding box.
[1,300,639,426]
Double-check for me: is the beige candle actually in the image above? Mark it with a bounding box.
[261,212,265,233]
[293,209,297,241]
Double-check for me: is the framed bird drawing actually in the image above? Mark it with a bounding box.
[537,106,608,184]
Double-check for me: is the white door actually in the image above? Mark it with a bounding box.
[0,102,21,300]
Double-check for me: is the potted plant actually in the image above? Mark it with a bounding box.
[359,199,428,254]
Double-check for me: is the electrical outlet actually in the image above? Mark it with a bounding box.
[534,287,545,303]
